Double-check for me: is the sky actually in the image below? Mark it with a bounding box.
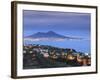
[23,10,91,38]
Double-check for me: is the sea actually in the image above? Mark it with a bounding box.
[24,39,90,53]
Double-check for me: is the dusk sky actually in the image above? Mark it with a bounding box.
[23,10,91,38]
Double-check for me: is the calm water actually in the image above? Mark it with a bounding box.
[24,39,90,53]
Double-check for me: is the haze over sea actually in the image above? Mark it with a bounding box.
[24,39,90,53]
[24,30,90,53]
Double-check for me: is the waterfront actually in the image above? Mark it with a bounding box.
[23,44,91,69]
[24,39,90,53]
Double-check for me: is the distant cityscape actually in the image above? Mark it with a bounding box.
[23,44,91,69]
